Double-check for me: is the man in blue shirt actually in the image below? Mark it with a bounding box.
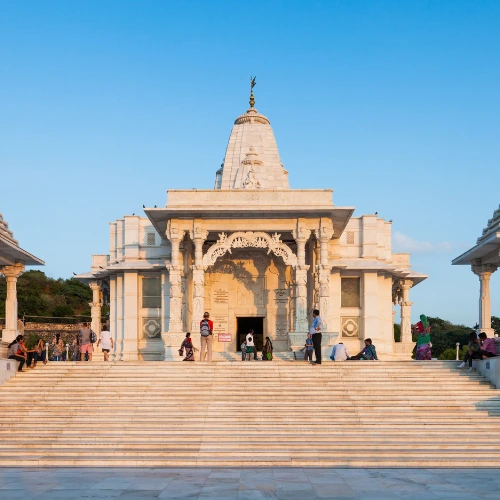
[310,309,323,365]
[348,338,378,361]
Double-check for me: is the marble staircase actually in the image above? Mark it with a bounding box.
[0,361,499,467]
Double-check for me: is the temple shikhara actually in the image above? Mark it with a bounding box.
[76,83,427,360]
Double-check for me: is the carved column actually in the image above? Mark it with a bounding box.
[473,263,497,336]
[399,279,413,343]
[315,225,334,331]
[293,227,311,332]
[88,279,103,335]
[190,228,208,332]
[1,263,25,344]
[166,225,185,333]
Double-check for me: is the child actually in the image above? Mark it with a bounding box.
[304,333,314,361]
[241,340,247,361]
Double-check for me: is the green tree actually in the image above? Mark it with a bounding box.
[0,271,92,319]
[492,316,500,336]
[394,323,401,342]
[52,304,75,317]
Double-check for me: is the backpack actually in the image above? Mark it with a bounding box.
[90,330,97,344]
[200,319,211,337]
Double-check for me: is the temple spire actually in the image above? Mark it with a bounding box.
[249,76,256,108]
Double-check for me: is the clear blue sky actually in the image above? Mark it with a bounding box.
[1,0,499,326]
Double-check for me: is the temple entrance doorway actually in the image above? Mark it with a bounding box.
[237,317,264,352]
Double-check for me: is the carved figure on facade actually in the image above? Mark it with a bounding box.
[242,166,261,189]
[203,231,298,267]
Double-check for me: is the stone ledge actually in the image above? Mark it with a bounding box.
[0,358,19,386]
[472,356,500,388]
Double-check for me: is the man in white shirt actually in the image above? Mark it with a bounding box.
[330,342,350,361]
[97,324,114,361]
[246,329,255,361]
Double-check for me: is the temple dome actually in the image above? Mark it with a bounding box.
[215,106,289,190]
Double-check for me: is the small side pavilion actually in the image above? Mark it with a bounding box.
[0,213,44,350]
[453,205,500,335]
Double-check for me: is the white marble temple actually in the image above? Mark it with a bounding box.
[76,92,427,361]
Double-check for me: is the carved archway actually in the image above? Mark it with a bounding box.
[202,231,297,267]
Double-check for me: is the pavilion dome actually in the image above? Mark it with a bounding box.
[215,104,289,190]
[0,213,18,245]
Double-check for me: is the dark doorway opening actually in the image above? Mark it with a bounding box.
[237,317,264,351]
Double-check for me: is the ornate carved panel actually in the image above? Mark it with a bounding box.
[203,231,297,267]
[341,317,359,338]
[142,317,161,339]
[276,314,288,337]
[341,278,360,307]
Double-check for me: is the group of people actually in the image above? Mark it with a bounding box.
[178,311,275,362]
[458,331,497,371]
[5,322,114,371]
[7,335,47,372]
[240,331,273,361]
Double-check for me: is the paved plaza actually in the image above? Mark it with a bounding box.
[0,467,499,499]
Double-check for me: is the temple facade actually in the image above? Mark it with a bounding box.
[77,92,427,360]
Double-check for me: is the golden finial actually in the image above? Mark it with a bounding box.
[249,76,256,108]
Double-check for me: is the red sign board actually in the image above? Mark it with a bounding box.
[218,334,232,342]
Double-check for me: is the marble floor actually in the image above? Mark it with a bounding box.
[0,467,498,499]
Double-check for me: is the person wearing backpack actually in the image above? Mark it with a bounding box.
[80,322,96,361]
[199,312,213,362]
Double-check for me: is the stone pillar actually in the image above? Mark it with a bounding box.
[399,279,413,343]
[88,279,103,335]
[473,263,497,336]
[294,266,310,332]
[292,227,311,333]
[166,226,185,333]
[190,228,208,332]
[1,263,25,344]
[315,226,334,331]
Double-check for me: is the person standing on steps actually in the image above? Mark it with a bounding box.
[246,329,255,361]
[303,333,314,362]
[241,340,247,361]
[80,322,93,361]
[97,324,114,361]
[310,309,323,365]
[179,332,198,361]
[199,312,213,362]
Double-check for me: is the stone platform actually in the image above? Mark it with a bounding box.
[1,467,500,499]
[0,361,500,467]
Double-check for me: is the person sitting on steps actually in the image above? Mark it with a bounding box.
[348,338,378,361]
[7,335,26,372]
[479,332,497,359]
[458,332,482,372]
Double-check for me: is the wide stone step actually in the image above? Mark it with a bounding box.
[1,360,498,466]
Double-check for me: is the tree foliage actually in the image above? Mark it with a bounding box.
[0,270,92,318]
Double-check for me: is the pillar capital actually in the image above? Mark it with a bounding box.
[472,263,498,278]
[1,263,25,279]
[165,221,185,243]
[398,278,414,290]
[314,225,334,242]
[88,279,103,290]
[189,228,209,243]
